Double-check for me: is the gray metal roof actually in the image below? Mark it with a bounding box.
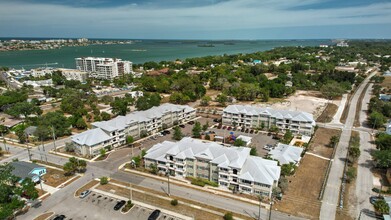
[145,137,280,185]
[224,105,315,125]
[10,161,45,179]
[92,103,195,132]
[268,143,304,165]
[71,128,112,146]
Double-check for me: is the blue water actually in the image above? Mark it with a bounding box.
[0,39,332,69]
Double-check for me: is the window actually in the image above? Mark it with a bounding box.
[255,182,270,188]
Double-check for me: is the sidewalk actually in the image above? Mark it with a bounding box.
[92,187,193,220]
[121,166,269,208]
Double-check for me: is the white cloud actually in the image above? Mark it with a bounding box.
[0,0,390,37]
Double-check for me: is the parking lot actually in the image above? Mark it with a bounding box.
[48,190,183,220]
[208,125,278,157]
[137,116,277,158]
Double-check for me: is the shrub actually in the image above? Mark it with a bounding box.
[223,212,234,220]
[170,199,178,206]
[100,176,109,185]
[188,177,218,187]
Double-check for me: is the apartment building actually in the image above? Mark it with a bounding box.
[57,68,88,82]
[75,57,132,80]
[223,105,315,135]
[71,104,196,156]
[144,137,281,197]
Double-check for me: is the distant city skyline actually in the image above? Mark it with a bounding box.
[1,0,391,39]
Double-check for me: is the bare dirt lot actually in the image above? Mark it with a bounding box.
[273,154,329,220]
[317,103,339,123]
[308,127,341,159]
[42,168,74,188]
[381,76,391,89]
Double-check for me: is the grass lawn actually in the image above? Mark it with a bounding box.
[316,103,338,123]
[33,212,54,220]
[42,167,74,188]
[308,127,341,159]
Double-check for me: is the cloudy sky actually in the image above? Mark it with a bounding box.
[0,0,391,39]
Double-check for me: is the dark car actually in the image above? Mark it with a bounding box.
[245,129,249,133]
[370,196,384,205]
[114,200,126,211]
[250,130,254,134]
[222,126,227,129]
[148,209,161,220]
[232,127,237,131]
[163,130,171,134]
[53,215,66,220]
[213,118,221,123]
[187,121,195,125]
[227,127,232,131]
[179,124,185,128]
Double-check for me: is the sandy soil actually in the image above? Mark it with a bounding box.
[237,90,341,118]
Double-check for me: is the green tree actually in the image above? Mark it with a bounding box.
[101,112,111,121]
[281,163,296,176]
[100,177,109,185]
[372,150,391,168]
[132,156,141,167]
[200,96,212,106]
[348,147,360,162]
[282,130,293,144]
[149,163,158,175]
[215,94,228,106]
[329,135,340,147]
[368,111,386,129]
[202,121,209,132]
[374,199,390,214]
[110,97,129,116]
[173,126,183,141]
[63,162,77,175]
[192,122,202,138]
[233,138,246,147]
[375,133,391,150]
[126,136,134,144]
[223,212,234,220]
[0,164,32,220]
[136,93,161,111]
[250,147,257,156]
[6,102,42,119]
[75,117,87,130]
[100,148,106,157]
[320,81,346,100]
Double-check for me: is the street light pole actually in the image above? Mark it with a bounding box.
[52,126,57,153]
[166,171,171,197]
[258,196,262,220]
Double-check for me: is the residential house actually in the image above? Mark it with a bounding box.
[10,161,46,183]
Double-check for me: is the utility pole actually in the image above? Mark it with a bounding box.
[52,126,57,153]
[166,171,171,197]
[258,196,263,220]
[27,147,32,161]
[129,182,133,201]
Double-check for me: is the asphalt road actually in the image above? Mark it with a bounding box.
[356,83,376,219]
[319,69,378,220]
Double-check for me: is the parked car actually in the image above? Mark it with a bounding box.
[179,124,185,128]
[222,126,227,129]
[241,128,245,132]
[250,130,254,134]
[148,209,161,220]
[114,200,126,211]
[370,196,384,205]
[213,118,221,123]
[245,129,249,133]
[263,144,274,151]
[233,127,237,131]
[79,190,91,199]
[53,215,66,220]
[157,133,164,137]
[227,127,232,131]
[187,121,195,125]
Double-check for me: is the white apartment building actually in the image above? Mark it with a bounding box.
[75,57,132,80]
[144,138,281,197]
[223,105,316,136]
[71,104,196,156]
[30,68,54,78]
[57,68,88,82]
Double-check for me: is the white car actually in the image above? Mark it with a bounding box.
[79,190,91,198]
[263,145,274,151]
